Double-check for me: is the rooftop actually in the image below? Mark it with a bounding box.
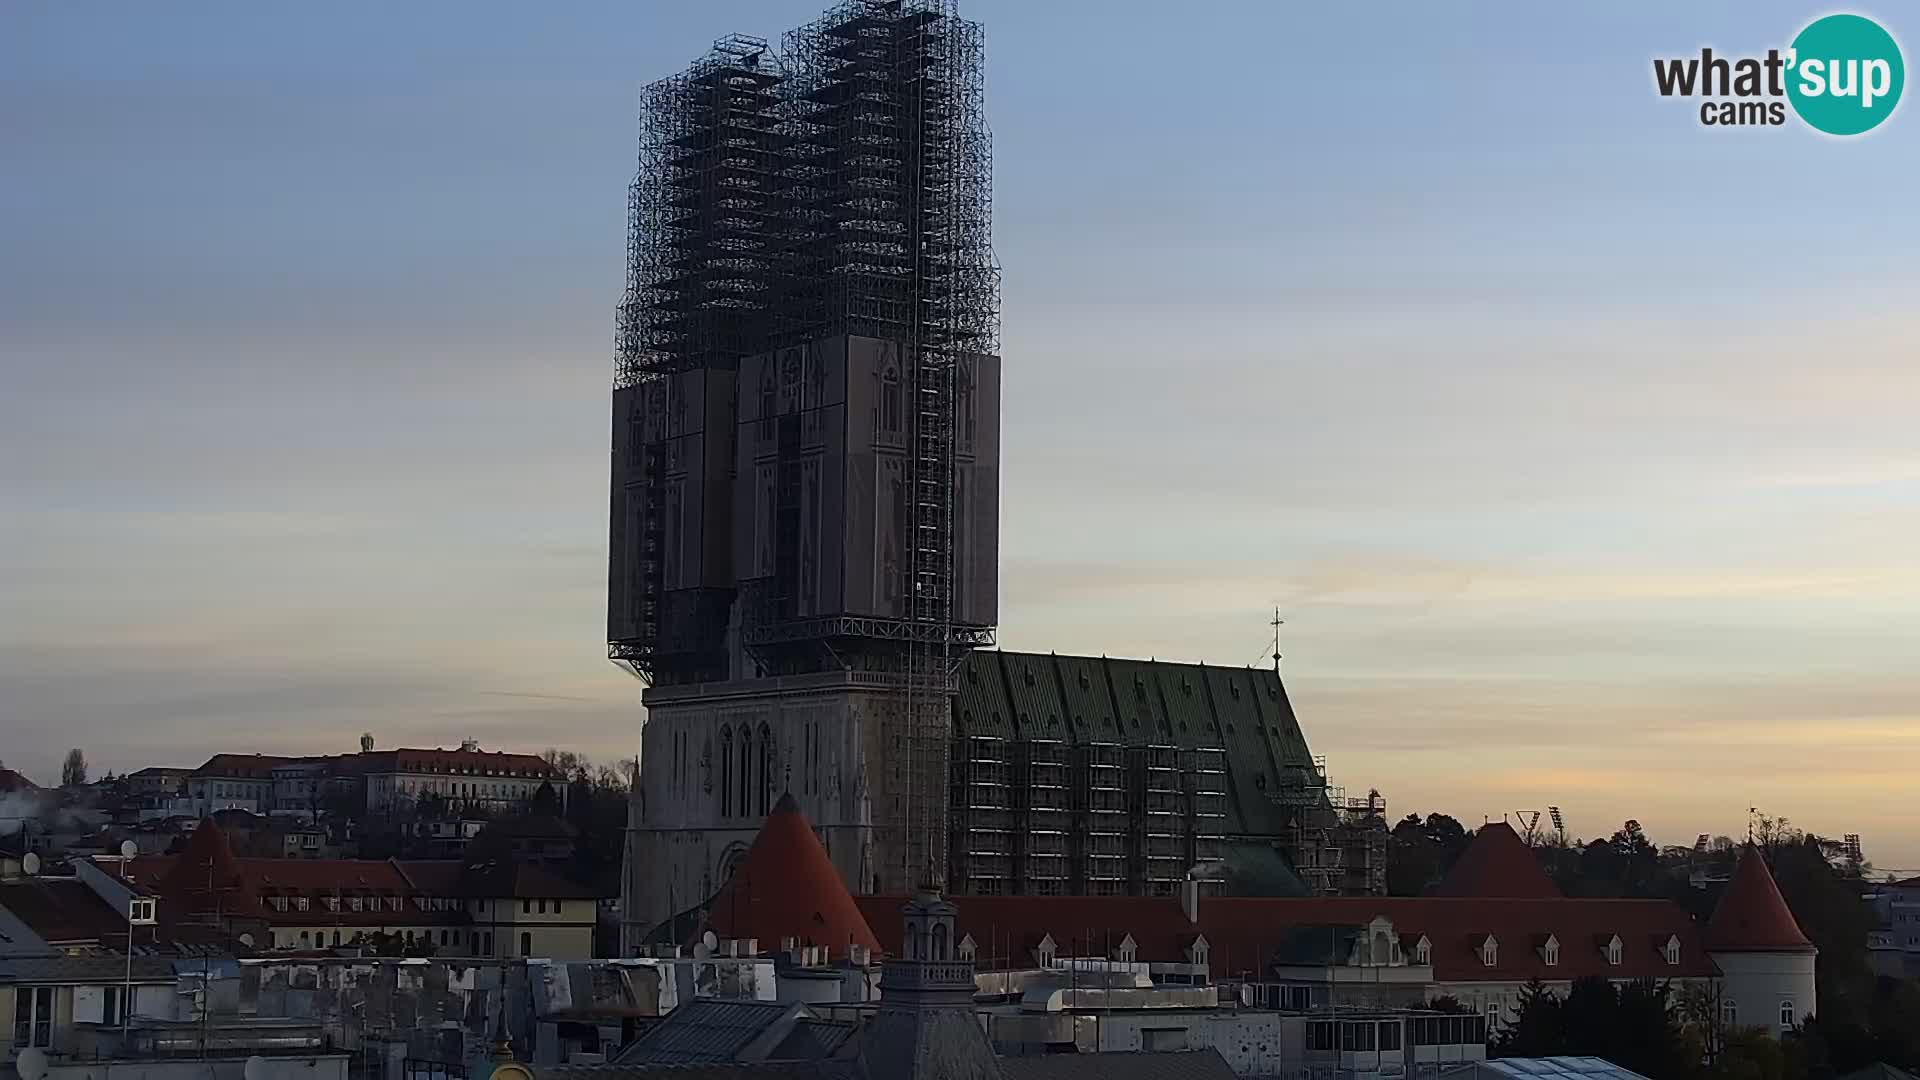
[1703,846,1814,953]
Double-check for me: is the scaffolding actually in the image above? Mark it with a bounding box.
[611,1,998,892]
[611,34,787,682]
[781,0,998,891]
[1269,757,1389,896]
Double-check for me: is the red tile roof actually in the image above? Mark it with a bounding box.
[1705,847,1814,953]
[353,748,553,778]
[705,794,879,954]
[1431,822,1561,899]
[127,820,601,937]
[0,768,39,792]
[192,754,297,779]
[847,893,1716,983]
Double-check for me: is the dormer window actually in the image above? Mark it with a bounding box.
[1414,936,1432,966]
[1035,933,1058,969]
[1664,936,1682,966]
[1480,937,1498,968]
[1115,933,1137,964]
[1188,935,1210,968]
[957,934,977,962]
[1605,935,1623,966]
[1542,935,1560,966]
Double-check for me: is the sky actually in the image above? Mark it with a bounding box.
[4,3,1918,864]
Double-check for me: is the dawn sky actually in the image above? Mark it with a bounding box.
[5,2,1917,864]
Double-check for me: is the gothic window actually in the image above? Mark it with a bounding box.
[1779,999,1795,1029]
[759,723,774,814]
[931,922,949,961]
[1480,937,1498,968]
[881,366,901,434]
[719,727,733,816]
[738,727,755,818]
[758,368,776,440]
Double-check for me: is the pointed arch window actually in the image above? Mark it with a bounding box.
[719,726,734,817]
[759,723,775,815]
[737,726,754,818]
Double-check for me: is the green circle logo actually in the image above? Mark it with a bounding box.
[1787,14,1904,135]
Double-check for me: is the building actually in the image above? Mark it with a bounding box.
[701,803,1817,1048]
[119,819,603,959]
[356,742,557,814]
[1703,846,1818,1035]
[612,1,1395,953]
[1867,874,1920,979]
[613,0,1002,943]
[125,767,193,798]
[180,740,558,820]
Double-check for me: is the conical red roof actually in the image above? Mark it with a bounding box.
[1432,822,1561,899]
[160,818,259,919]
[1706,847,1813,953]
[705,794,880,954]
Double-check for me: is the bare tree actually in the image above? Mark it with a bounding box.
[61,748,88,787]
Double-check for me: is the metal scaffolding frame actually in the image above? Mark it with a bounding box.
[1269,757,1390,897]
[612,1,998,892]
[779,0,997,891]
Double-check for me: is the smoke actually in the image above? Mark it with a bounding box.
[0,789,107,837]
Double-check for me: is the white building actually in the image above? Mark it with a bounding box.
[1704,846,1819,1036]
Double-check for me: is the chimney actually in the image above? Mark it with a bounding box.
[1180,876,1200,925]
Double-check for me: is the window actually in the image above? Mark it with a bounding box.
[1543,937,1560,966]
[1723,999,1738,1028]
[521,932,533,957]
[1486,999,1501,1027]
[300,931,311,946]
[523,899,532,914]
[553,901,562,917]
[537,899,546,914]
[1481,937,1498,967]
[1379,1021,1401,1051]
[15,986,54,1047]
[296,896,310,911]
[1308,1021,1336,1051]
[1780,999,1795,1029]
[102,986,122,1028]
[1606,937,1623,965]
[759,723,774,815]
[1414,936,1432,965]
[737,726,754,818]
[483,932,494,955]
[1665,938,1682,965]
[719,727,734,815]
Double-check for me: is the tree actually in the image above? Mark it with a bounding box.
[1678,976,1731,1066]
[1495,979,1564,1056]
[1494,977,1689,1077]
[61,749,88,787]
[1388,812,1472,896]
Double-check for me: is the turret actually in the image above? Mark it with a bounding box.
[1706,846,1816,1035]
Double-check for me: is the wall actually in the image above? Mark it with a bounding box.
[1713,951,1816,1035]
[44,1056,350,1080]
[627,677,903,948]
